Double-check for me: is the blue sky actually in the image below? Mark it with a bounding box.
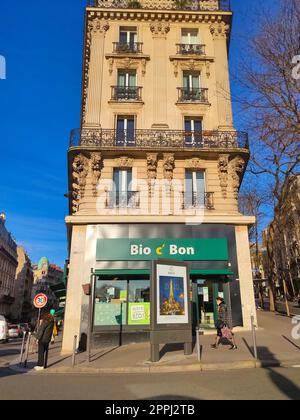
[0,0,278,267]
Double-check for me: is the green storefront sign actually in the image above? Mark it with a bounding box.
[96,238,228,261]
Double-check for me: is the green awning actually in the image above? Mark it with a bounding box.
[190,269,234,276]
[95,269,150,276]
[95,269,234,277]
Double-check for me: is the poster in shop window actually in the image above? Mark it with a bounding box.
[156,263,189,325]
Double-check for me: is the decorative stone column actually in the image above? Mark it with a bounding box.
[210,21,234,130]
[83,19,110,128]
[150,22,170,129]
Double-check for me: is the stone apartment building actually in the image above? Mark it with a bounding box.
[10,246,34,323]
[0,214,18,319]
[62,0,256,353]
[32,257,64,311]
[262,174,300,298]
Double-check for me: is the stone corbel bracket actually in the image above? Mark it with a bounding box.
[90,152,103,197]
[72,153,90,214]
[218,154,229,199]
[229,155,246,199]
[147,153,158,196]
[163,153,175,195]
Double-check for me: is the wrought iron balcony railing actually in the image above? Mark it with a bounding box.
[92,0,231,12]
[182,192,215,210]
[113,42,143,54]
[111,86,143,101]
[70,128,249,150]
[106,191,140,209]
[178,88,209,103]
[176,44,206,55]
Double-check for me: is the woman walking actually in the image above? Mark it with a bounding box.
[211,297,237,350]
[33,313,55,371]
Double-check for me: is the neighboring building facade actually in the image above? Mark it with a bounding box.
[32,257,64,312]
[11,246,34,322]
[0,214,18,319]
[63,0,256,353]
[262,174,300,298]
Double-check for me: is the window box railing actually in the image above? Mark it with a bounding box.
[70,128,249,150]
[182,192,214,210]
[176,44,206,55]
[178,87,209,103]
[106,191,140,209]
[111,86,143,101]
[113,42,143,54]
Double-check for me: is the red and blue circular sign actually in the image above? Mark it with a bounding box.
[33,293,48,309]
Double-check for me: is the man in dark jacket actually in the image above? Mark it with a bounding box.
[33,313,55,371]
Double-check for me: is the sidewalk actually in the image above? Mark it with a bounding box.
[10,311,300,375]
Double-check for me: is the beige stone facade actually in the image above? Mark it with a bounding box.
[0,216,18,320]
[11,247,34,322]
[63,0,256,353]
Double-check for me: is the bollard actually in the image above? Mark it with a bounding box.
[196,327,204,362]
[251,315,258,360]
[72,335,77,368]
[19,331,27,365]
[23,332,32,368]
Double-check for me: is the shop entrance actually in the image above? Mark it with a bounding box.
[191,277,228,329]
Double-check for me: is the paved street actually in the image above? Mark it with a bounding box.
[0,339,22,366]
[0,367,300,400]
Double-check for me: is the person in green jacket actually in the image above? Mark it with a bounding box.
[33,313,55,371]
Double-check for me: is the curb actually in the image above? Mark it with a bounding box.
[8,358,285,376]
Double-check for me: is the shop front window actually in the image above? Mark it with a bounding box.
[94,279,127,326]
[128,280,150,326]
[93,277,151,327]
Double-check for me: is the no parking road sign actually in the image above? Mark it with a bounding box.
[33,293,48,309]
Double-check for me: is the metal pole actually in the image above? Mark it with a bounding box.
[87,270,95,363]
[19,331,27,365]
[24,332,32,368]
[196,328,201,362]
[251,315,258,360]
[72,335,77,368]
[36,308,41,332]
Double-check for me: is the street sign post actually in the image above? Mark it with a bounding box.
[33,293,48,331]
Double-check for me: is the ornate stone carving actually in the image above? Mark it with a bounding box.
[72,154,89,213]
[229,156,245,199]
[150,22,170,37]
[163,153,175,181]
[210,21,230,40]
[185,158,204,169]
[90,152,103,197]
[88,19,110,35]
[115,156,134,168]
[218,154,229,198]
[147,153,158,181]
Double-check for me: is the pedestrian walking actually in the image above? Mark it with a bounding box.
[211,297,237,350]
[33,313,55,371]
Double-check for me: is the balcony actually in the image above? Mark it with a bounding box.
[176,44,206,56]
[111,86,143,102]
[70,128,249,150]
[92,0,231,12]
[177,87,209,103]
[106,191,140,209]
[182,192,215,210]
[113,42,143,54]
